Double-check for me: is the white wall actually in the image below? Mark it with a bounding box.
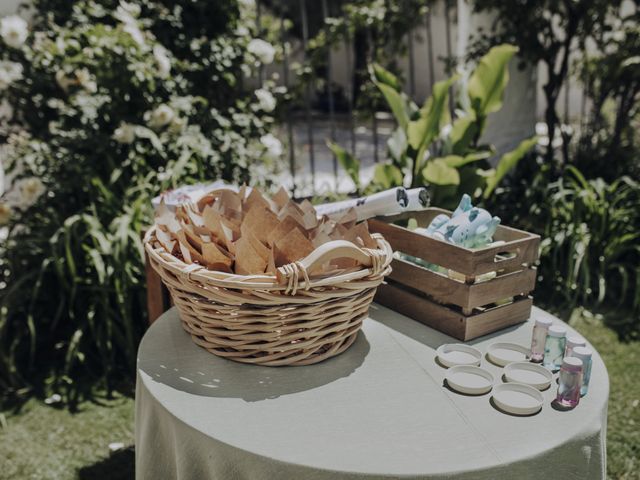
[1,0,22,15]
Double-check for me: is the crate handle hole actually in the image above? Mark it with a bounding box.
[494,250,518,263]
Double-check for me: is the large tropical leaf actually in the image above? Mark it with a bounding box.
[442,152,491,168]
[327,141,361,190]
[372,163,404,190]
[370,63,402,90]
[449,114,478,154]
[422,158,460,186]
[483,136,537,198]
[407,75,458,150]
[370,63,409,130]
[377,83,410,130]
[468,44,518,118]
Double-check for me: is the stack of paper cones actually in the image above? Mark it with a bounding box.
[154,186,378,276]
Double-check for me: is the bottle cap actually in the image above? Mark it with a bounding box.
[566,335,586,349]
[562,356,583,370]
[548,325,567,338]
[534,317,553,328]
[572,346,593,361]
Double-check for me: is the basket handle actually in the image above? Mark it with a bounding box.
[298,240,373,272]
[275,240,375,288]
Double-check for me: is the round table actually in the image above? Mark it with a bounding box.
[135,305,609,480]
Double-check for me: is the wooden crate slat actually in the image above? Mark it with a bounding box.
[464,296,533,340]
[469,236,540,275]
[379,208,535,242]
[389,258,537,310]
[375,282,467,339]
[369,219,477,275]
[369,212,540,277]
[467,267,537,308]
[388,258,471,307]
[375,282,532,341]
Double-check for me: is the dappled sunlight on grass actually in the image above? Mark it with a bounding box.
[0,392,134,480]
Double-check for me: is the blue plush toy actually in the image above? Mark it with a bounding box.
[423,194,501,248]
[398,194,501,274]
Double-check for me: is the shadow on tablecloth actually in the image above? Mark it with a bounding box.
[137,321,370,402]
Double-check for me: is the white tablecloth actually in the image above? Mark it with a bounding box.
[136,305,608,479]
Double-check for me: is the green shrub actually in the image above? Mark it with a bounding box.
[575,8,640,182]
[328,45,536,207]
[491,163,640,331]
[0,0,282,405]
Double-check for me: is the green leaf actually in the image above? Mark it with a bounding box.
[468,44,518,117]
[483,136,537,198]
[440,155,465,167]
[372,163,404,190]
[407,75,458,150]
[449,114,478,154]
[422,158,460,186]
[370,63,410,129]
[327,140,360,189]
[377,83,409,130]
[370,63,402,90]
[440,153,489,168]
[442,150,491,168]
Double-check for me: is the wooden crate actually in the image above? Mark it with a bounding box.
[368,208,540,341]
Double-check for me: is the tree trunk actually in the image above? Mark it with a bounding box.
[352,30,368,107]
[543,81,560,165]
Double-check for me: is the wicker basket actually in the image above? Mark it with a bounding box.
[144,225,392,366]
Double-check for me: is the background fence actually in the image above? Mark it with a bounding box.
[250,0,593,196]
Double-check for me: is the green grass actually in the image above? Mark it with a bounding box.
[0,310,638,480]
[567,308,640,479]
[0,393,134,480]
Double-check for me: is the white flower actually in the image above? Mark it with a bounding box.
[148,104,175,129]
[235,25,249,37]
[17,177,45,207]
[0,61,23,90]
[113,122,136,144]
[168,116,186,134]
[153,44,171,77]
[254,88,276,112]
[248,39,275,65]
[55,70,73,92]
[124,23,145,47]
[114,1,140,23]
[115,2,145,47]
[260,133,283,158]
[75,68,97,93]
[118,1,141,17]
[1,15,28,49]
[0,98,13,122]
[612,30,625,42]
[0,202,11,225]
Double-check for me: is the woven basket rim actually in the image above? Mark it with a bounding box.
[144,224,393,292]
